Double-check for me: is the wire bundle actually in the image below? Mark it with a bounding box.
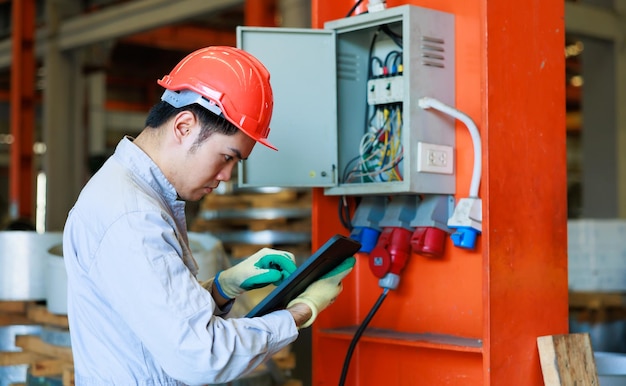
[344,104,403,183]
[341,24,405,185]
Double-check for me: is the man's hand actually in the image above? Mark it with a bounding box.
[213,248,297,300]
[287,256,356,328]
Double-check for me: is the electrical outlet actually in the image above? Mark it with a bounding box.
[417,142,454,174]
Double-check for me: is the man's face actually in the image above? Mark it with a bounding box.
[173,126,256,202]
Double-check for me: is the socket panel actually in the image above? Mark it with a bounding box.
[417,142,454,174]
[367,75,404,105]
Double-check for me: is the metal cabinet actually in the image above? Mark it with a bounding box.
[238,5,455,195]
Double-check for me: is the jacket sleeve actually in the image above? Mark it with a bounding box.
[90,210,298,384]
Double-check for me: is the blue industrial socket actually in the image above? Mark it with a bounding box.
[449,226,480,249]
[350,227,381,253]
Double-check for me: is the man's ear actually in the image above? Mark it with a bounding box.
[172,110,197,143]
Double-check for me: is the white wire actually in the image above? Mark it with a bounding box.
[418,97,482,198]
[350,151,404,179]
[358,133,378,182]
[350,105,404,183]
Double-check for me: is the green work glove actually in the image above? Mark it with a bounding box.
[214,248,297,300]
[287,256,356,328]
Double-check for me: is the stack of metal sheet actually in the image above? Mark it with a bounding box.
[0,231,63,301]
[0,231,62,386]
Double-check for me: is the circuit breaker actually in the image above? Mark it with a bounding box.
[237,5,455,195]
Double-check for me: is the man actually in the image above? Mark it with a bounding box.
[63,46,355,385]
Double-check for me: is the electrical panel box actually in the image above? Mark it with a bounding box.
[237,5,455,195]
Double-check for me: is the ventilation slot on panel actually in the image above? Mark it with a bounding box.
[337,53,360,81]
[420,36,446,68]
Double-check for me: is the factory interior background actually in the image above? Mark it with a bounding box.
[1,0,626,385]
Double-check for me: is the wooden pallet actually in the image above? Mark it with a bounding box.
[1,301,298,386]
[0,302,74,386]
[0,301,38,326]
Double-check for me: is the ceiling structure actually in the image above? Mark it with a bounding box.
[0,0,280,108]
[0,0,581,123]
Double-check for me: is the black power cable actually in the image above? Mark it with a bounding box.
[338,288,389,386]
[381,24,403,48]
[345,0,366,18]
[338,195,353,231]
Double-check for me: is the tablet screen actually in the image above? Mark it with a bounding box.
[246,234,361,318]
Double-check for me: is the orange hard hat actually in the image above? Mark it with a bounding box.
[158,46,276,150]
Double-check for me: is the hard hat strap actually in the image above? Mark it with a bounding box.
[161,89,224,118]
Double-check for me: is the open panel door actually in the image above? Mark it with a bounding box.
[237,27,338,188]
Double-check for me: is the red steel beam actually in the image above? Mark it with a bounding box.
[120,25,236,52]
[245,0,277,27]
[10,0,36,220]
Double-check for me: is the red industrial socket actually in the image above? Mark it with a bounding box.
[369,227,412,278]
[410,227,447,258]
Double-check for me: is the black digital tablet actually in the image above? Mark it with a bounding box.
[245,234,361,318]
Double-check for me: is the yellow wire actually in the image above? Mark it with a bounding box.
[381,108,390,170]
[388,106,402,181]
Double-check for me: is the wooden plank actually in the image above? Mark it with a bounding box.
[0,314,34,326]
[29,358,72,377]
[26,304,69,328]
[273,351,296,370]
[246,191,302,208]
[537,333,599,386]
[229,244,273,259]
[0,303,68,327]
[62,366,75,386]
[247,218,289,231]
[0,350,49,366]
[200,189,310,211]
[14,335,73,362]
[272,345,291,360]
[0,301,35,314]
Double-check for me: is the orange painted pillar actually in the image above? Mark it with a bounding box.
[245,0,278,27]
[9,0,36,220]
[482,0,568,383]
[309,0,568,385]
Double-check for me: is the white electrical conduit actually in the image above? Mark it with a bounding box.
[418,97,482,198]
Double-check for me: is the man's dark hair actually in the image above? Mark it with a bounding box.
[145,100,239,148]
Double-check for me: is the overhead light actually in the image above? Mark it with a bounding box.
[33,142,47,154]
[565,41,584,58]
[0,134,13,144]
[570,75,584,87]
